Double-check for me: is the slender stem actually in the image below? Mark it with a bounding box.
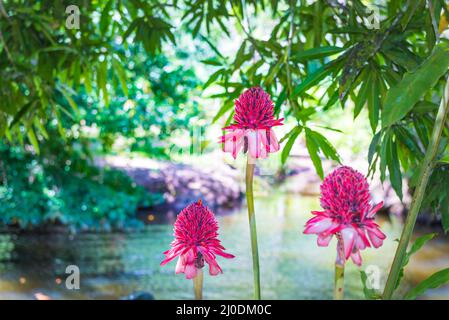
[383,77,449,299]
[334,264,345,300]
[246,155,261,300]
[285,0,300,119]
[193,269,203,300]
[334,236,345,300]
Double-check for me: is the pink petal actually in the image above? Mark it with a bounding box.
[268,129,280,152]
[355,227,371,250]
[367,230,384,248]
[184,263,198,279]
[246,130,262,159]
[341,227,357,259]
[175,256,185,274]
[351,250,362,266]
[317,233,333,247]
[184,248,196,264]
[221,129,245,159]
[258,129,280,153]
[366,201,384,218]
[304,217,333,234]
[208,261,222,276]
[201,250,223,276]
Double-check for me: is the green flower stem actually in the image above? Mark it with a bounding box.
[383,77,449,300]
[246,155,261,300]
[334,263,345,300]
[193,269,203,300]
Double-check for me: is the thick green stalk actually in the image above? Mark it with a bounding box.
[246,156,261,300]
[193,269,203,300]
[383,77,449,299]
[334,264,345,300]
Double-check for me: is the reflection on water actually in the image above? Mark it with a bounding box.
[0,193,447,299]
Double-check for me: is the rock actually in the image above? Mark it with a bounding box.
[96,156,242,215]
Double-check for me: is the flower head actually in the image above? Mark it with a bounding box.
[160,199,234,279]
[220,87,283,159]
[303,166,386,266]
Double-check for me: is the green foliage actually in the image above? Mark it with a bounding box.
[421,165,449,232]
[382,40,449,128]
[0,140,163,230]
[76,46,202,156]
[395,233,436,291]
[0,0,177,148]
[405,267,449,299]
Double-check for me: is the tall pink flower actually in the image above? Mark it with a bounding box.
[161,200,234,279]
[220,87,283,159]
[303,166,386,266]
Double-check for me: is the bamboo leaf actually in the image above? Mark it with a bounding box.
[305,128,323,179]
[112,57,128,96]
[395,233,437,290]
[293,63,333,97]
[382,40,449,127]
[405,268,449,300]
[354,72,371,119]
[291,46,344,62]
[368,131,381,165]
[281,126,302,165]
[388,137,403,199]
[441,195,449,233]
[26,127,40,154]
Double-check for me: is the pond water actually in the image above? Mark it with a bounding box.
[0,193,447,300]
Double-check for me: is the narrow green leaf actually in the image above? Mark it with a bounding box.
[233,41,247,71]
[264,60,283,87]
[33,119,49,140]
[439,155,449,164]
[441,195,449,233]
[59,87,79,114]
[212,100,233,123]
[26,127,40,154]
[310,130,341,163]
[204,69,224,89]
[368,75,380,132]
[396,233,436,290]
[201,58,222,66]
[387,138,403,199]
[382,40,449,127]
[291,46,344,62]
[281,127,302,165]
[305,128,324,179]
[405,267,449,300]
[354,73,371,119]
[368,131,381,165]
[100,0,113,35]
[112,57,128,96]
[293,62,335,98]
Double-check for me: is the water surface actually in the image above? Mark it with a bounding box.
[0,194,446,299]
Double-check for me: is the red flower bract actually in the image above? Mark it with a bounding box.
[220,87,283,159]
[160,200,234,279]
[303,166,386,266]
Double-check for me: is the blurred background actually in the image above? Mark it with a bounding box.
[1,0,449,299]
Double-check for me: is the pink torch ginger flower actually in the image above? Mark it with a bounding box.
[161,200,234,279]
[303,166,386,266]
[220,87,283,159]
